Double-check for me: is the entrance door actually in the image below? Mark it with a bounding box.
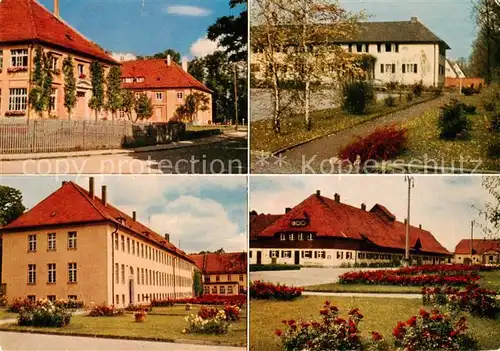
[256,251,262,265]
[129,279,134,304]
[294,251,300,265]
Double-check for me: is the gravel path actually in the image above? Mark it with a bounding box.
[252,94,452,174]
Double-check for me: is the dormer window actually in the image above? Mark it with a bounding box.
[307,233,313,241]
[289,233,294,241]
[291,219,307,227]
[298,233,303,241]
[280,233,285,241]
[136,77,145,83]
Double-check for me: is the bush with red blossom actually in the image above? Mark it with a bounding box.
[223,304,241,322]
[198,306,219,319]
[158,295,246,307]
[275,302,379,351]
[392,308,478,350]
[250,281,303,301]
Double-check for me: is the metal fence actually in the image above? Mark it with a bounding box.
[0,119,133,154]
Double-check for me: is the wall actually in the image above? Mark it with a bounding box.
[202,273,246,295]
[445,78,485,89]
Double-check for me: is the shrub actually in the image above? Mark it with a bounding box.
[462,86,479,96]
[488,140,500,158]
[126,304,152,312]
[198,306,218,319]
[386,81,399,91]
[250,281,303,301]
[412,81,424,97]
[463,104,477,115]
[151,299,175,307]
[342,81,376,115]
[0,296,8,307]
[438,100,470,139]
[54,299,84,310]
[406,93,413,103]
[167,294,246,307]
[275,302,376,351]
[338,125,407,164]
[224,304,241,322]
[185,309,230,335]
[18,300,71,328]
[8,298,33,313]
[384,95,397,107]
[481,84,500,112]
[86,303,124,317]
[393,308,478,350]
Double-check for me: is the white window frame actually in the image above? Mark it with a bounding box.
[68,263,77,283]
[317,251,326,259]
[176,92,184,101]
[28,264,36,284]
[307,233,313,241]
[220,286,226,294]
[77,64,84,76]
[121,264,125,284]
[47,233,56,251]
[270,250,279,258]
[298,233,303,241]
[282,250,291,258]
[10,49,28,67]
[303,251,312,259]
[68,232,77,249]
[227,286,233,294]
[49,88,57,112]
[9,88,27,111]
[48,263,56,283]
[289,233,294,241]
[28,234,37,252]
[280,233,285,241]
[155,92,163,101]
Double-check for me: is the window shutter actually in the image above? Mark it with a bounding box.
[381,64,384,73]
[392,64,396,73]
[402,64,406,74]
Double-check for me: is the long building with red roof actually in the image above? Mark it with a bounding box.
[250,190,451,267]
[0,178,195,306]
[189,252,247,295]
[120,58,213,124]
[454,239,500,265]
[0,0,118,120]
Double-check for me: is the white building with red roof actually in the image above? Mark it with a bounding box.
[120,58,213,124]
[0,0,118,120]
[454,239,500,265]
[0,177,195,307]
[250,190,451,267]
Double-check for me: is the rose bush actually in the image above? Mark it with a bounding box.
[224,304,241,322]
[151,299,175,307]
[250,281,303,301]
[172,294,246,307]
[18,300,71,328]
[86,303,124,317]
[185,309,230,335]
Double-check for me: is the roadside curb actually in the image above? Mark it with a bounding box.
[250,94,445,157]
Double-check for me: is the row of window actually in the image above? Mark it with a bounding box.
[131,91,184,101]
[26,295,78,302]
[0,88,58,112]
[113,233,190,272]
[27,263,77,284]
[279,233,314,241]
[116,291,191,305]
[203,285,237,295]
[263,250,443,262]
[28,232,77,252]
[204,274,245,283]
[114,263,191,288]
[380,63,418,74]
[348,43,400,54]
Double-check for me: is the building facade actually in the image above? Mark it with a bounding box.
[1,178,194,307]
[445,59,466,79]
[251,17,449,88]
[250,191,451,267]
[120,58,213,125]
[189,252,247,295]
[454,239,500,265]
[0,0,117,120]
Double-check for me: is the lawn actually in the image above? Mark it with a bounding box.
[401,93,500,171]
[0,308,17,320]
[480,270,500,292]
[303,283,421,294]
[251,93,437,153]
[0,306,247,347]
[250,296,500,351]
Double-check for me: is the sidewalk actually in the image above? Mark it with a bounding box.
[0,131,247,162]
[303,291,421,299]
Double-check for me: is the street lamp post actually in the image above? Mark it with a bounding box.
[404,176,415,267]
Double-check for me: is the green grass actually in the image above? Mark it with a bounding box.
[0,306,247,347]
[250,296,500,351]
[251,93,436,153]
[0,308,17,320]
[149,305,248,319]
[303,283,422,294]
[402,93,500,171]
[480,270,500,292]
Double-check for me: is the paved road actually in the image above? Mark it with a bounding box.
[251,94,452,174]
[1,135,248,175]
[0,331,245,351]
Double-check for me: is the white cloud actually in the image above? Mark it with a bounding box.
[190,37,221,58]
[111,52,137,62]
[164,5,212,17]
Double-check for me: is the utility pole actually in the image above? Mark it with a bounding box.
[233,62,239,131]
[404,176,415,267]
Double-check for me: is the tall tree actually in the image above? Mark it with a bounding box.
[175,92,210,123]
[192,270,203,296]
[203,51,234,124]
[134,93,153,122]
[0,186,25,226]
[137,49,181,63]
[120,90,135,121]
[29,47,53,118]
[89,61,105,121]
[62,56,77,120]
[478,176,500,238]
[207,0,248,62]
[106,66,123,122]
[188,57,206,83]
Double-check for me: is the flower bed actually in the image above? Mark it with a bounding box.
[250,281,303,301]
[422,284,499,318]
[9,298,84,313]
[173,294,246,307]
[224,304,241,322]
[151,299,175,307]
[86,303,124,317]
[393,308,478,350]
[185,308,230,335]
[18,300,71,328]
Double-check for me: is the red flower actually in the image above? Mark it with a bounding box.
[419,308,430,319]
[320,309,328,316]
[450,330,458,337]
[287,320,296,326]
[371,331,383,341]
[274,329,282,337]
[324,300,330,306]
[406,316,417,327]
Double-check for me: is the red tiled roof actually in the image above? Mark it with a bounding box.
[250,213,281,240]
[188,252,247,274]
[0,0,116,64]
[120,59,211,93]
[454,239,500,255]
[253,193,450,255]
[1,182,193,263]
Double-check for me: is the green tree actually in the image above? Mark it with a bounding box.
[188,57,206,83]
[29,47,53,118]
[134,93,153,121]
[120,90,135,121]
[207,0,248,62]
[106,66,123,122]
[62,56,77,120]
[138,49,181,63]
[176,92,210,123]
[193,270,203,296]
[478,176,500,237]
[0,185,25,226]
[89,61,105,121]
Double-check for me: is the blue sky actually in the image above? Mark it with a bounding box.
[0,176,248,253]
[340,0,477,60]
[38,0,242,58]
[250,175,494,252]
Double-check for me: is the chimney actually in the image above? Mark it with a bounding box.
[133,211,137,221]
[361,203,366,211]
[167,55,172,66]
[54,0,60,18]
[410,16,418,23]
[165,234,170,242]
[62,181,67,186]
[404,218,408,224]
[419,224,422,229]
[101,185,107,207]
[285,207,292,214]
[316,190,321,196]
[89,177,95,199]
[334,193,340,202]
[182,57,188,72]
